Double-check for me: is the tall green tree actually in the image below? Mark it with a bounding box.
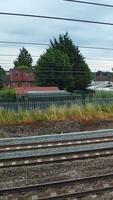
[35,33,92,92]
[35,49,71,89]
[50,33,92,91]
[14,47,33,68]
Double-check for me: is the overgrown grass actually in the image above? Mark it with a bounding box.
[0,104,113,125]
[92,91,113,98]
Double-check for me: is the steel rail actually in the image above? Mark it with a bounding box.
[0,172,113,194]
[0,146,112,161]
[1,147,113,168]
[0,129,113,147]
[1,131,113,168]
[38,186,113,199]
[1,135,113,153]
[1,141,113,160]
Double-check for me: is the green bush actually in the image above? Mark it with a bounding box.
[0,89,16,101]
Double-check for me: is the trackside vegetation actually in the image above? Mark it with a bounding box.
[92,91,113,98]
[0,104,113,125]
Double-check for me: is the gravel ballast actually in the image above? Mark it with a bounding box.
[1,156,113,199]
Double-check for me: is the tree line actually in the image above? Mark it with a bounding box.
[1,33,92,92]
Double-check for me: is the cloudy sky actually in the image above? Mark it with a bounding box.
[0,0,113,71]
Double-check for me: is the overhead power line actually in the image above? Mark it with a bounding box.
[64,0,113,8]
[33,68,112,72]
[87,58,113,61]
[1,54,113,62]
[1,12,113,26]
[0,63,13,64]
[0,54,17,57]
[1,41,113,52]
[1,58,113,62]
[0,61,113,69]
[0,41,48,46]
[79,46,113,51]
[0,54,39,58]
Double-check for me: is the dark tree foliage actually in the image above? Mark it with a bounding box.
[50,33,92,91]
[35,33,92,92]
[14,47,33,68]
[0,66,5,88]
[35,49,71,90]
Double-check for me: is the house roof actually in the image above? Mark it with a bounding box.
[14,86,60,94]
[88,81,113,91]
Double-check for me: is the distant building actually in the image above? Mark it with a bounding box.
[3,71,10,88]
[88,81,113,91]
[9,68,36,87]
[96,71,112,81]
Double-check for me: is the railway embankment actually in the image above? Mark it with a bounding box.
[0,119,113,138]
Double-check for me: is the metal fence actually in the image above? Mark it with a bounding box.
[85,97,113,105]
[0,94,83,111]
[0,96,113,111]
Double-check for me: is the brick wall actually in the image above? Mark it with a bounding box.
[10,68,36,87]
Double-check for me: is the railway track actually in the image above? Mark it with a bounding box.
[1,172,113,199]
[1,129,113,149]
[1,145,113,168]
[1,129,113,168]
[1,135,113,152]
[1,130,113,199]
[1,129,113,152]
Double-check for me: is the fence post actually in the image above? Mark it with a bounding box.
[82,93,85,105]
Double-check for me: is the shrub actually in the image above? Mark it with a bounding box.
[0,89,16,101]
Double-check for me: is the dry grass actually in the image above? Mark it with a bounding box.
[0,104,113,125]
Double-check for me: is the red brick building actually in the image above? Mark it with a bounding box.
[10,68,36,87]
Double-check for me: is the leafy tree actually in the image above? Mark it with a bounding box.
[35,49,71,89]
[0,66,5,88]
[50,33,92,91]
[35,33,92,92]
[14,47,33,68]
